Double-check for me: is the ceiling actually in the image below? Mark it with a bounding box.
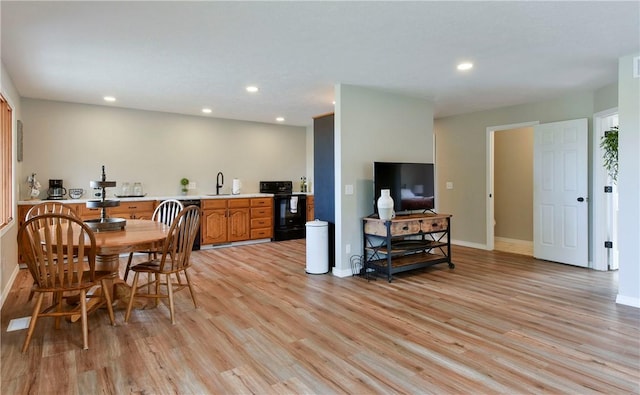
[2,1,639,127]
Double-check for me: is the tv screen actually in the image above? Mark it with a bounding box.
[374,162,435,214]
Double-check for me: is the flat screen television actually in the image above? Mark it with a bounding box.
[374,162,435,215]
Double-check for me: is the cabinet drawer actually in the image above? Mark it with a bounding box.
[251,217,272,228]
[110,201,155,214]
[251,198,272,207]
[425,218,448,232]
[364,216,449,236]
[228,198,250,208]
[250,207,271,218]
[202,199,227,209]
[251,228,272,239]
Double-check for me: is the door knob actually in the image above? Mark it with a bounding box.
[577,197,585,202]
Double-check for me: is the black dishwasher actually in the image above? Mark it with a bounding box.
[178,199,201,250]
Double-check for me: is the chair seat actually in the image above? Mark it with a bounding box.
[131,259,160,273]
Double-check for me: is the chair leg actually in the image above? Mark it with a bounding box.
[124,252,134,282]
[54,291,64,329]
[154,273,160,308]
[183,269,198,308]
[80,289,89,350]
[100,279,116,326]
[125,272,140,323]
[166,273,175,325]
[22,293,44,353]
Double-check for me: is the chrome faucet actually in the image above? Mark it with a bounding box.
[216,172,224,195]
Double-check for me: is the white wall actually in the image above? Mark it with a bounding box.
[0,61,22,306]
[333,84,434,276]
[20,99,306,198]
[616,53,640,307]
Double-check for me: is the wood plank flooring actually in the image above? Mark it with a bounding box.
[2,241,639,394]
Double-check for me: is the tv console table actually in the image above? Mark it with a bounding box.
[362,213,453,282]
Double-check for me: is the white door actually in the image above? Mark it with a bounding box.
[533,119,588,266]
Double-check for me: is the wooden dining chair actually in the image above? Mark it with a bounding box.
[125,205,200,324]
[25,201,80,220]
[123,199,184,282]
[17,213,116,352]
[25,202,82,302]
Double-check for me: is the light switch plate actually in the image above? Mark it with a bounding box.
[345,184,354,195]
[446,182,454,190]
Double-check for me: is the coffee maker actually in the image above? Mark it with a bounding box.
[47,179,67,200]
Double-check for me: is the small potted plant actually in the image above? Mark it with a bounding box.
[180,178,189,195]
[601,126,618,183]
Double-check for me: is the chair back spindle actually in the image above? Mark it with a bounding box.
[159,205,200,273]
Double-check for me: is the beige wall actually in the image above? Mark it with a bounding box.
[434,87,617,248]
[20,99,306,198]
[616,53,640,306]
[494,127,533,241]
[334,84,434,275]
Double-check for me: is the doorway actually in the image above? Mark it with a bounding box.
[488,119,590,267]
[486,121,539,252]
[593,109,619,271]
[493,127,534,255]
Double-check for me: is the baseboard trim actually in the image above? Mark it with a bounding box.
[616,294,640,308]
[332,266,352,278]
[451,239,488,250]
[494,237,533,247]
[1,263,20,309]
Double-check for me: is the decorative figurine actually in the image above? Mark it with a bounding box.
[27,173,41,199]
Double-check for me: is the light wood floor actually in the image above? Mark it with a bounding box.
[2,241,639,394]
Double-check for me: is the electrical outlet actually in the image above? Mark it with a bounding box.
[188,182,196,189]
[446,182,454,189]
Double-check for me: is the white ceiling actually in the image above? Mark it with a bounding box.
[2,1,639,127]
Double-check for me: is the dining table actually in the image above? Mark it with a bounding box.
[91,219,170,272]
[70,219,171,319]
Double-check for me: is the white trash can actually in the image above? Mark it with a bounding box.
[305,220,329,274]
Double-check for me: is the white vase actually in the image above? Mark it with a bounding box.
[377,189,395,220]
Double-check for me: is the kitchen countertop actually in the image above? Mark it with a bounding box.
[18,193,282,205]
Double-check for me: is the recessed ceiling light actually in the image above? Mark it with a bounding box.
[246,86,259,93]
[276,117,285,122]
[103,96,116,102]
[202,108,212,114]
[457,62,473,71]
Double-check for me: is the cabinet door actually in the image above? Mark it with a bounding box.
[202,208,228,244]
[228,207,250,241]
[306,195,314,221]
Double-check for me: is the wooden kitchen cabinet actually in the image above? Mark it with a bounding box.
[228,198,250,242]
[78,200,155,220]
[250,197,273,240]
[201,198,251,244]
[306,195,314,222]
[202,199,228,244]
[18,202,83,225]
[202,197,272,244]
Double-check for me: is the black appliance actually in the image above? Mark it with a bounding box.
[260,181,307,241]
[47,179,66,200]
[178,199,201,250]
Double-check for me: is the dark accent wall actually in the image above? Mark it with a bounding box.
[313,113,335,267]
